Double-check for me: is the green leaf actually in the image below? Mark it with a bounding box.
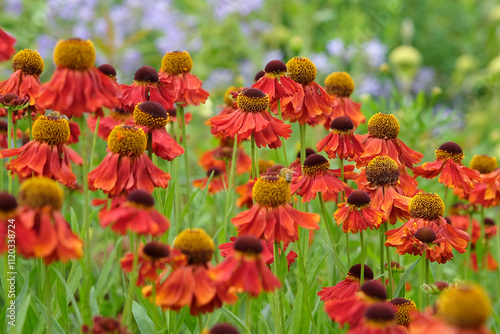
[220,307,246,332]
[290,283,305,334]
[96,237,123,297]
[31,295,66,334]
[132,301,155,334]
[394,257,421,297]
[89,287,99,317]
[52,267,83,326]
[12,271,31,334]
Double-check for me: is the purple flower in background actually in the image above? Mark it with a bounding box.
[326,38,344,56]
[120,49,143,81]
[36,35,57,59]
[210,0,264,20]
[5,0,23,16]
[204,68,234,90]
[309,53,330,74]
[412,67,435,93]
[362,38,387,67]
[73,24,92,40]
[263,50,284,64]
[357,75,391,97]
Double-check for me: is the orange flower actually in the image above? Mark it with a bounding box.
[232,172,320,243]
[120,65,175,112]
[193,167,228,195]
[454,154,498,200]
[210,88,292,148]
[15,177,83,264]
[0,113,83,188]
[87,108,134,140]
[99,190,170,236]
[359,156,411,224]
[390,297,417,327]
[121,241,180,286]
[88,124,170,197]
[334,190,384,234]
[447,214,480,245]
[38,39,121,118]
[413,142,481,196]
[133,101,184,161]
[288,147,316,171]
[468,166,500,208]
[279,57,334,125]
[323,72,365,129]
[199,137,251,175]
[252,59,302,113]
[209,235,281,296]
[290,154,350,203]
[316,116,365,160]
[0,28,15,62]
[152,229,237,315]
[159,51,209,107]
[0,49,44,113]
[318,264,374,302]
[346,303,405,334]
[82,315,130,334]
[0,192,19,254]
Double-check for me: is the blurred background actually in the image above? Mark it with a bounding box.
[1,0,500,156]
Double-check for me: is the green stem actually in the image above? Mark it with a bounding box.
[44,264,52,334]
[7,107,12,193]
[319,194,344,280]
[198,315,204,332]
[272,242,283,334]
[27,105,32,140]
[424,256,430,307]
[379,228,385,277]
[360,231,365,286]
[384,223,393,298]
[89,117,100,172]
[276,100,288,166]
[178,105,192,228]
[251,132,258,179]
[245,295,252,334]
[12,121,17,194]
[223,134,238,242]
[443,187,449,214]
[299,124,306,166]
[123,233,139,327]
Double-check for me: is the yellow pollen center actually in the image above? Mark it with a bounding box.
[435,149,464,163]
[13,49,44,76]
[368,113,400,139]
[436,283,491,329]
[108,125,147,157]
[32,115,70,145]
[324,72,355,97]
[173,228,215,265]
[393,300,417,326]
[286,57,317,84]
[253,174,290,207]
[302,161,329,176]
[224,86,241,107]
[469,155,498,174]
[133,104,169,129]
[19,177,64,211]
[409,192,444,220]
[54,39,96,70]
[366,156,400,186]
[161,51,193,75]
[236,93,270,112]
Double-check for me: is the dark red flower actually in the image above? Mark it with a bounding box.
[0,28,15,61]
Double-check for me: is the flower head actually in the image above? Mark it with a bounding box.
[0,28,16,62]
[54,38,95,70]
[13,49,44,76]
[318,263,374,302]
[161,51,193,75]
[97,64,117,80]
[324,72,355,97]
[203,324,240,334]
[82,315,130,334]
[287,57,317,84]
[469,154,498,174]
[347,303,405,334]
[390,298,416,327]
[366,156,400,186]
[174,228,215,265]
[334,190,384,233]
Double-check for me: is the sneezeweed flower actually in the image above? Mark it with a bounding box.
[193,167,228,195]
[199,137,251,175]
[290,153,349,203]
[98,189,170,236]
[0,49,44,113]
[159,50,209,106]
[133,101,183,161]
[323,72,365,129]
[0,113,83,188]
[316,116,365,160]
[390,298,416,327]
[0,28,15,62]
[16,177,83,264]
[81,315,130,334]
[254,70,265,82]
[210,235,281,296]
[468,156,500,207]
[252,59,302,112]
[88,124,171,197]
[410,283,492,334]
[347,303,405,334]
[87,108,134,140]
[210,88,292,148]
[202,323,240,334]
[413,142,481,196]
[38,38,121,118]
[0,93,30,121]
[120,65,174,112]
[153,228,237,315]
[361,156,411,224]
[231,172,320,243]
[120,241,178,286]
[318,264,374,302]
[213,86,243,120]
[422,281,449,295]
[279,57,334,125]
[334,190,384,234]
[289,147,316,171]
[98,64,117,81]
[0,192,19,254]
[325,280,390,328]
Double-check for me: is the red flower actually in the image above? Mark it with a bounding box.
[323,72,366,129]
[290,154,351,203]
[159,51,209,107]
[0,49,44,113]
[0,114,83,188]
[232,172,320,243]
[87,108,134,140]
[316,116,365,160]
[0,28,15,62]
[120,65,175,112]
[0,192,19,254]
[210,88,291,148]
[413,142,481,196]
[88,124,170,197]
[210,235,281,296]
[199,137,251,175]
[193,167,228,195]
[318,264,374,302]
[151,229,237,315]
[334,190,384,234]
[82,315,130,334]
[347,303,404,334]
[99,190,170,236]
[252,59,302,113]
[15,177,83,264]
[447,214,480,245]
[468,168,500,207]
[279,57,334,125]
[38,39,121,118]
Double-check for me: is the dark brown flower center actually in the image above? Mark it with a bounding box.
[331,116,354,132]
[233,235,263,254]
[134,65,159,83]
[143,241,170,259]
[126,189,155,207]
[348,263,374,280]
[265,60,287,74]
[435,142,464,163]
[134,101,169,129]
[347,190,371,207]
[364,303,395,322]
[207,167,223,177]
[98,64,116,77]
[209,324,240,334]
[302,154,329,175]
[361,280,387,300]
[2,93,20,103]
[254,70,265,82]
[415,227,437,243]
[0,192,17,212]
[484,218,495,226]
[296,148,316,159]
